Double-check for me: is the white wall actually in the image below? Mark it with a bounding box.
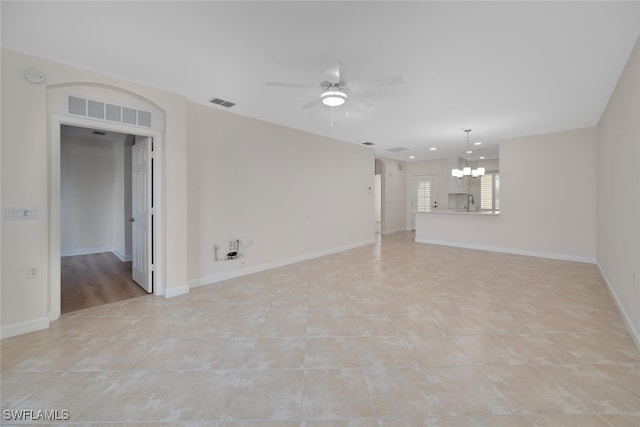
[61,134,125,256]
[376,157,407,234]
[416,127,597,263]
[187,102,375,286]
[597,36,640,346]
[1,48,189,337]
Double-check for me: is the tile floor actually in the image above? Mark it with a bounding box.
[1,232,639,426]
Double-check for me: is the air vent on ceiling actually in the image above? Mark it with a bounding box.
[210,97,236,108]
[386,147,410,153]
[66,95,153,128]
[362,141,374,146]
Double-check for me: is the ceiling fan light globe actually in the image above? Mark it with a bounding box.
[321,90,347,107]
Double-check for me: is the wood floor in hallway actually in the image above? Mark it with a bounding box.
[61,251,149,313]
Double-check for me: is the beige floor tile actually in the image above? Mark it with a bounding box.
[71,339,157,372]
[305,337,362,368]
[75,370,240,422]
[598,414,640,427]
[143,337,255,370]
[425,366,499,397]
[224,421,299,427]
[363,367,443,417]
[442,415,533,426]
[0,371,62,411]
[546,333,640,364]
[259,314,308,337]
[377,418,447,427]
[405,336,474,368]
[389,314,444,337]
[495,334,580,365]
[536,364,640,412]
[355,336,419,368]
[213,315,266,338]
[434,315,486,336]
[2,231,639,425]
[452,335,519,365]
[349,315,397,337]
[594,363,640,395]
[15,372,119,422]
[227,369,303,420]
[438,392,516,417]
[166,311,228,338]
[246,338,305,369]
[306,314,352,336]
[1,338,111,372]
[303,419,378,427]
[302,368,376,418]
[526,414,611,426]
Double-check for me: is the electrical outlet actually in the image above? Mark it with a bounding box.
[27,266,39,279]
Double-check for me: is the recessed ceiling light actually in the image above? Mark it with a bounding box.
[479,156,485,160]
[474,141,482,145]
[409,155,415,159]
[466,150,472,154]
[429,147,437,151]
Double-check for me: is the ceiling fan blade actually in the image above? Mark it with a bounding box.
[350,96,375,109]
[301,98,320,109]
[265,81,316,89]
[352,74,404,88]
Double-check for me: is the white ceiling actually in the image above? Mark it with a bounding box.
[3,1,640,162]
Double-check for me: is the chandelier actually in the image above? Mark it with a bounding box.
[451,129,485,179]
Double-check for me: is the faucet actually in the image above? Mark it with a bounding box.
[466,194,475,212]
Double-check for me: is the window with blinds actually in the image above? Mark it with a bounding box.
[481,173,500,210]
[416,180,431,212]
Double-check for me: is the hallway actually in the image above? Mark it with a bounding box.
[61,252,148,313]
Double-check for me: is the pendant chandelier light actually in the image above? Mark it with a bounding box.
[451,129,485,179]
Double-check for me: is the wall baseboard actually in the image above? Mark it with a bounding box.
[113,249,132,262]
[597,263,640,352]
[61,247,112,257]
[415,237,596,264]
[1,317,49,339]
[189,239,375,289]
[164,284,190,298]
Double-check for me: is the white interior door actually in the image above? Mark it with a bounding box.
[411,175,438,230]
[132,136,153,293]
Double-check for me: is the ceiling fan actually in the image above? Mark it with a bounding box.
[265,62,404,113]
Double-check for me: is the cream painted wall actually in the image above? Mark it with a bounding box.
[1,49,189,337]
[416,128,597,263]
[187,102,375,286]
[61,134,125,255]
[500,128,596,259]
[597,36,640,346]
[376,157,407,234]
